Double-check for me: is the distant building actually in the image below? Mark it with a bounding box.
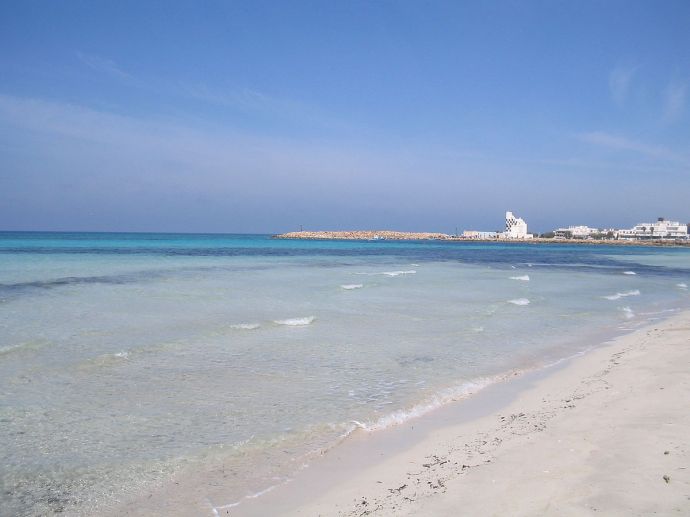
[501,211,533,239]
[618,217,688,240]
[553,225,600,239]
[461,230,500,239]
[460,211,533,240]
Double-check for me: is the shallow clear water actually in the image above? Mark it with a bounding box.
[1,233,689,515]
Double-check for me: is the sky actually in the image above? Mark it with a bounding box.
[1,1,689,234]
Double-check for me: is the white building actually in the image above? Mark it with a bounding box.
[460,211,533,240]
[502,211,533,239]
[553,225,600,239]
[618,218,688,240]
[461,230,500,239]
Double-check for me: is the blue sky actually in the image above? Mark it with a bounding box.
[1,1,689,233]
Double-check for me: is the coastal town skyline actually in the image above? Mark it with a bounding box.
[2,2,690,233]
[280,210,690,242]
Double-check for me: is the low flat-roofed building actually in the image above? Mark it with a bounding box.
[461,230,500,239]
[618,217,688,240]
[553,225,600,239]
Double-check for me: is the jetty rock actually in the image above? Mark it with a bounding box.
[275,230,451,241]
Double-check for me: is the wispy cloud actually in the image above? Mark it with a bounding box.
[663,80,687,122]
[577,131,687,164]
[76,52,132,80]
[608,64,638,106]
[0,93,493,231]
[184,85,291,113]
[180,83,353,133]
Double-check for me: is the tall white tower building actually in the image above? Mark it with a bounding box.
[504,211,532,239]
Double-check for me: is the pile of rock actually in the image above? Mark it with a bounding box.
[275,230,450,240]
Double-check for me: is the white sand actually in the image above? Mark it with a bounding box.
[237,311,690,516]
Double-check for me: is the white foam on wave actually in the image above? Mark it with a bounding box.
[677,283,688,289]
[620,306,635,319]
[603,289,640,301]
[351,373,514,432]
[510,275,530,281]
[273,316,315,326]
[623,271,637,275]
[508,298,530,306]
[382,270,416,277]
[0,343,29,355]
[229,323,261,330]
[340,284,363,290]
[213,482,281,513]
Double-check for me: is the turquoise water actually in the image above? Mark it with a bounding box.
[1,233,689,516]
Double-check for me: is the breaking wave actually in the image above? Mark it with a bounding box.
[350,373,516,432]
[623,271,637,275]
[508,298,530,306]
[354,270,416,277]
[340,284,363,290]
[510,275,530,281]
[620,306,635,319]
[604,289,640,301]
[229,323,261,330]
[273,316,315,326]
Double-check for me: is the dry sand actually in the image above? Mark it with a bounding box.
[234,311,690,516]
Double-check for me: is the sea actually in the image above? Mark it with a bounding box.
[1,232,689,516]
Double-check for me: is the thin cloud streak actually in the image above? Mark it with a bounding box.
[180,83,357,133]
[663,80,687,123]
[609,64,637,106]
[76,52,132,80]
[577,131,688,165]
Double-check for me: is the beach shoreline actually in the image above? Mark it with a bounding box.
[230,310,690,516]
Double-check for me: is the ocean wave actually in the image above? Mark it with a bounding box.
[620,306,635,319]
[508,298,530,306]
[229,323,261,330]
[273,316,315,326]
[213,483,281,514]
[623,271,637,275]
[510,275,530,281]
[0,343,32,356]
[340,284,363,290]
[677,283,688,289]
[604,289,640,301]
[77,351,131,369]
[354,269,416,277]
[351,373,514,432]
[0,345,20,355]
[0,339,49,356]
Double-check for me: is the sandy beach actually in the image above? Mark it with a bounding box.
[234,310,690,516]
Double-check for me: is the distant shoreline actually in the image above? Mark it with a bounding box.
[274,231,690,247]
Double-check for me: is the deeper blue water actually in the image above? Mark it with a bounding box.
[1,232,689,516]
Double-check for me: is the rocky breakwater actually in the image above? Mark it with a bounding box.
[275,230,450,240]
